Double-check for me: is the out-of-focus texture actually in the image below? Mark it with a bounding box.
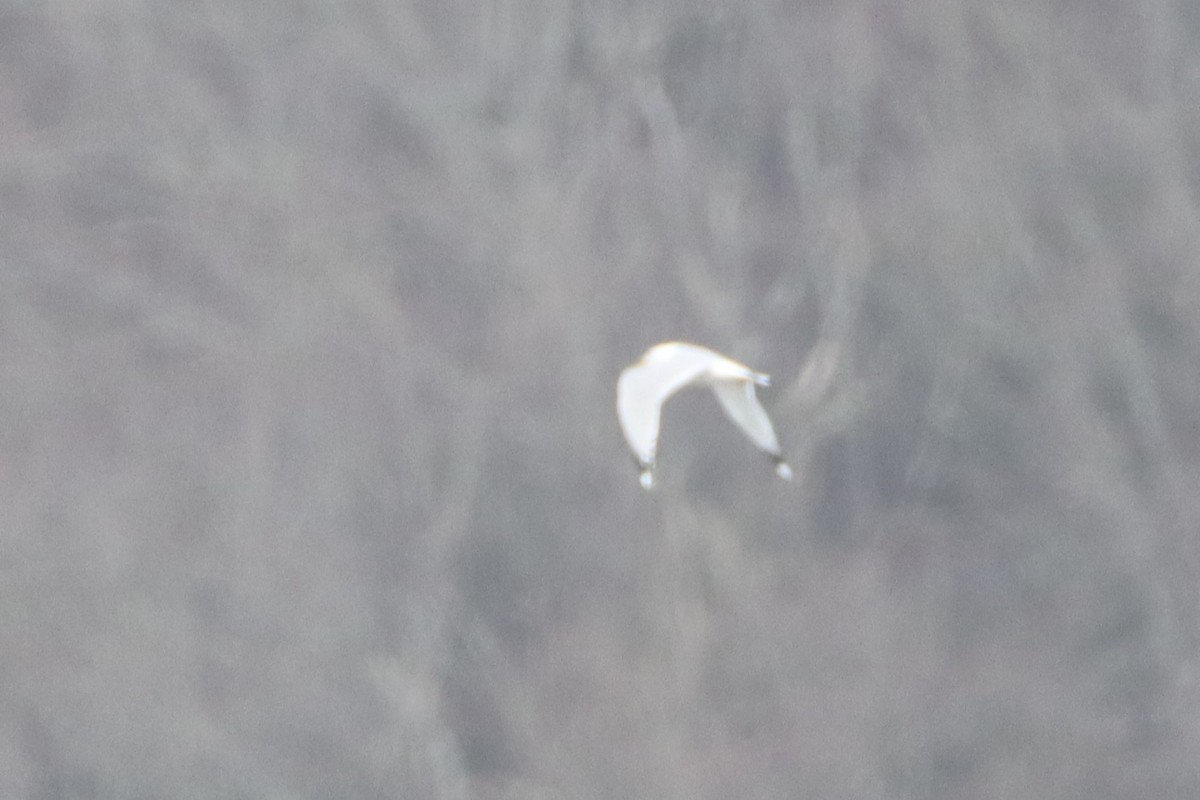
[3,1,1199,797]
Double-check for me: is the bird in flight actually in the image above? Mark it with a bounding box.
[617,342,793,489]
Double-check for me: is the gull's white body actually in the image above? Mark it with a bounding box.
[617,342,793,489]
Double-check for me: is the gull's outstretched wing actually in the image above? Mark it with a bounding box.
[712,380,794,480]
[616,345,718,472]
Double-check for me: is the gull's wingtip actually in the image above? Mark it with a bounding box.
[639,469,655,490]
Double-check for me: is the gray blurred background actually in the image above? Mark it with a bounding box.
[3,1,1200,797]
